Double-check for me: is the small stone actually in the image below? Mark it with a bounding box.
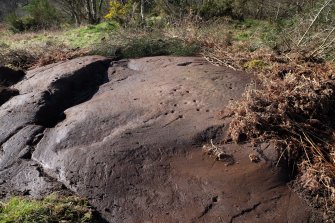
[249,154,261,163]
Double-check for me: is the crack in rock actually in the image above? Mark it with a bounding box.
[197,196,219,219]
[229,202,261,223]
[198,203,214,219]
[0,126,25,147]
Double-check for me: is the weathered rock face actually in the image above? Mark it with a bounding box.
[0,56,111,198]
[0,56,317,222]
[0,86,19,105]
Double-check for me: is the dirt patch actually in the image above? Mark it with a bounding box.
[171,145,319,222]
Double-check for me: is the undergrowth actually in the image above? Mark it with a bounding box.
[223,54,335,221]
[0,22,200,69]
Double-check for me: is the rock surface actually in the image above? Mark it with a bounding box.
[0,86,19,105]
[0,56,317,222]
[0,56,110,198]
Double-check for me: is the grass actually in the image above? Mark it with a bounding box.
[0,21,118,49]
[0,18,288,69]
[62,22,119,48]
[0,194,95,223]
[0,22,121,69]
[0,21,201,69]
[243,59,268,69]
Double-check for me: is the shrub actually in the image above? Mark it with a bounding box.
[5,14,37,33]
[198,0,234,19]
[287,0,335,60]
[24,0,60,29]
[5,0,60,32]
[104,1,132,24]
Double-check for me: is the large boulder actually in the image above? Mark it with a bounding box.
[0,56,319,222]
[31,57,315,222]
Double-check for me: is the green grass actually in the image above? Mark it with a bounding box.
[0,194,94,223]
[0,21,119,50]
[243,59,268,69]
[62,22,119,48]
[0,20,199,60]
[234,32,251,41]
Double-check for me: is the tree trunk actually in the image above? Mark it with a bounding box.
[85,0,103,24]
[140,0,145,21]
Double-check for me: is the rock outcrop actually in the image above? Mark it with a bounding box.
[0,56,318,222]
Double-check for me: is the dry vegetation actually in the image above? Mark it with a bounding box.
[167,10,335,220]
[224,57,335,218]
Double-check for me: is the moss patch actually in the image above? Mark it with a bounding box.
[243,59,268,69]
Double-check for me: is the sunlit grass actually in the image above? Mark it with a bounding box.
[0,194,94,223]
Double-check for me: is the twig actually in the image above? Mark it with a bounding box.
[310,27,335,56]
[297,0,332,47]
[203,55,238,71]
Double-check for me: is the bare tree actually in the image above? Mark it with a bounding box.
[285,0,335,59]
[140,0,144,21]
[56,0,105,25]
[297,0,333,46]
[57,0,84,25]
[85,0,104,24]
